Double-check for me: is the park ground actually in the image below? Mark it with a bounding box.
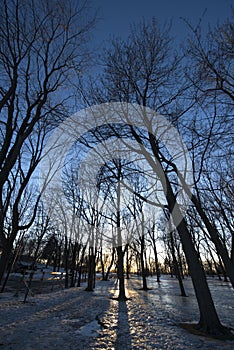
[0,275,234,349]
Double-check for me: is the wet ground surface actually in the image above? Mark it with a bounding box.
[0,275,233,349]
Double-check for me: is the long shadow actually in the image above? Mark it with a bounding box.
[0,281,113,349]
[114,300,132,350]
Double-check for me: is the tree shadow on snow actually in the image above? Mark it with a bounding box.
[114,300,132,349]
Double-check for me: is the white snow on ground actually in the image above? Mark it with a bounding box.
[0,275,233,349]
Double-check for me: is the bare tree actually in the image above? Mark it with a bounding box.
[147,218,161,283]
[181,12,234,286]
[79,18,233,337]
[127,193,150,290]
[0,0,95,283]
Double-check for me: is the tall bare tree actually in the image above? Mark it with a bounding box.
[0,0,95,283]
[80,18,233,337]
[182,11,234,286]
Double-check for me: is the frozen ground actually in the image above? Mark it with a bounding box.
[0,275,233,349]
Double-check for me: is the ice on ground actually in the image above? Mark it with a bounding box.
[0,275,233,349]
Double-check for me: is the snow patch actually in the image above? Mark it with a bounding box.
[76,320,101,337]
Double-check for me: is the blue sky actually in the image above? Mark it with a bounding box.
[91,0,233,48]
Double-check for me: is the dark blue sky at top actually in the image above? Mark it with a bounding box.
[91,0,233,49]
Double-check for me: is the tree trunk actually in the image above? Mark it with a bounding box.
[24,234,44,303]
[193,197,234,288]
[56,242,62,272]
[116,246,127,300]
[85,247,95,291]
[152,238,160,283]
[103,248,115,281]
[70,242,78,288]
[77,246,86,287]
[126,245,130,279]
[115,173,127,300]
[146,136,231,335]
[168,227,186,297]
[205,239,222,280]
[181,181,234,288]
[231,237,234,266]
[140,234,148,290]
[217,254,228,282]
[100,247,105,281]
[176,246,185,279]
[166,179,228,335]
[1,233,25,292]
[0,240,13,285]
[64,236,70,289]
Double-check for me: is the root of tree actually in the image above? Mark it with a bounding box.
[180,322,234,341]
[111,296,130,301]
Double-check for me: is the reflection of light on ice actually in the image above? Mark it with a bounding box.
[1,277,234,349]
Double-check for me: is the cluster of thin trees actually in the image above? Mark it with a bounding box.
[0,0,233,338]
